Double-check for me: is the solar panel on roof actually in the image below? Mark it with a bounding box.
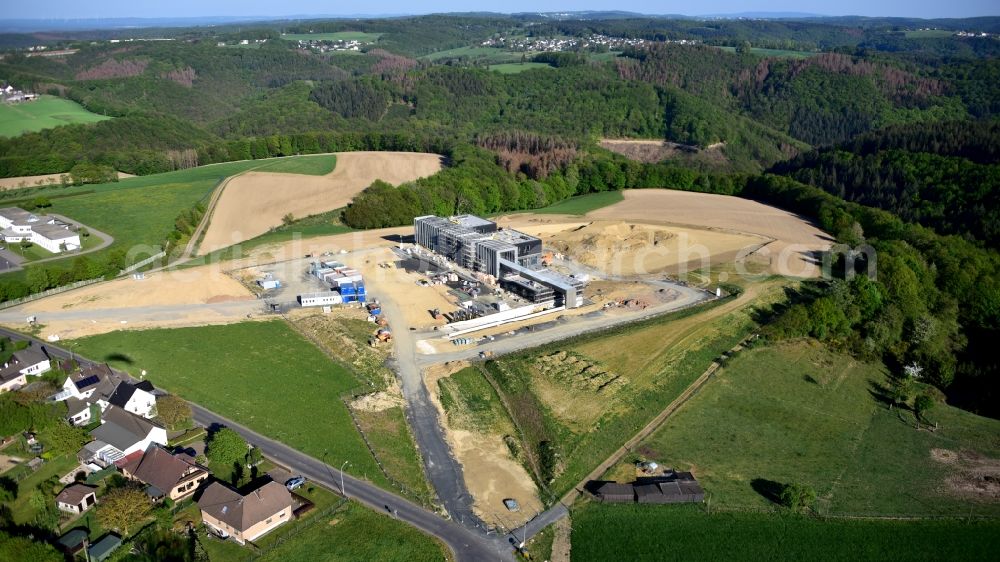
[76,375,101,389]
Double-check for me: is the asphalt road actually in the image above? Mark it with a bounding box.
[0,326,514,562]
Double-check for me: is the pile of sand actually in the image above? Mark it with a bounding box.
[350,390,405,413]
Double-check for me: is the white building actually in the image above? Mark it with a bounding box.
[107,380,157,419]
[80,407,168,466]
[0,207,81,253]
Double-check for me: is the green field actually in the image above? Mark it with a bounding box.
[489,62,552,74]
[0,96,110,137]
[483,288,769,499]
[281,32,382,42]
[531,190,624,215]
[251,154,337,175]
[626,340,1000,517]
[261,501,446,562]
[716,46,815,58]
[572,502,1000,562]
[71,321,386,485]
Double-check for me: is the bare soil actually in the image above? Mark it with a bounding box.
[523,219,766,276]
[931,448,1000,502]
[199,152,442,253]
[423,362,543,528]
[584,189,833,277]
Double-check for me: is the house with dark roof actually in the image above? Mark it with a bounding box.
[55,483,97,514]
[0,345,51,393]
[80,407,167,466]
[590,470,705,504]
[108,380,157,419]
[119,445,209,501]
[198,481,293,545]
[53,363,143,426]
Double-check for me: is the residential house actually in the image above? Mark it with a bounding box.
[0,345,52,393]
[119,445,209,501]
[108,380,157,419]
[199,481,293,545]
[79,407,167,466]
[54,363,129,426]
[55,483,97,514]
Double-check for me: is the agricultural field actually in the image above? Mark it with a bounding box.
[489,62,552,74]
[571,502,1000,562]
[69,320,387,485]
[479,279,788,500]
[616,340,1000,517]
[199,151,442,254]
[529,191,624,215]
[0,96,110,137]
[280,32,383,42]
[585,189,833,277]
[250,154,337,175]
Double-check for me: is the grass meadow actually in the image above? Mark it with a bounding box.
[251,154,337,175]
[572,502,1000,562]
[70,320,387,485]
[489,62,552,74]
[0,95,110,137]
[482,282,782,499]
[625,340,1000,517]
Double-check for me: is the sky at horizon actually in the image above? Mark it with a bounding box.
[0,1,997,21]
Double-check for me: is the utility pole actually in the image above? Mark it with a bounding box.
[340,461,349,498]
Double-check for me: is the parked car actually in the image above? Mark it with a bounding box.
[285,476,307,491]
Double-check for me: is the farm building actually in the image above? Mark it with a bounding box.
[0,207,81,253]
[590,471,705,504]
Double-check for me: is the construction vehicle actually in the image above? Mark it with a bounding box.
[430,308,441,319]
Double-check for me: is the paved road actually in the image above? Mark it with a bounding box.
[0,326,514,562]
[414,282,713,367]
[378,294,491,533]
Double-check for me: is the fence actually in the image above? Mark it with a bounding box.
[119,250,167,275]
[246,499,347,560]
[0,277,103,310]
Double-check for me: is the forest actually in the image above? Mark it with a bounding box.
[0,14,998,415]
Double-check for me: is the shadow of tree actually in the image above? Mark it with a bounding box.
[750,478,785,505]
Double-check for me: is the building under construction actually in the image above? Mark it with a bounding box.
[413,214,584,308]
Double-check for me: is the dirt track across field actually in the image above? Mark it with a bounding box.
[198,152,442,253]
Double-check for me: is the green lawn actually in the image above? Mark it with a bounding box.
[281,32,382,42]
[5,454,79,525]
[438,367,515,435]
[251,154,337,176]
[489,62,552,74]
[0,96,110,137]
[259,501,447,562]
[70,321,386,485]
[630,340,1000,516]
[531,191,624,215]
[572,502,1000,562]
[353,406,435,504]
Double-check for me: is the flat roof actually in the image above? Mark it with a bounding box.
[453,214,496,229]
[491,228,540,246]
[32,224,78,240]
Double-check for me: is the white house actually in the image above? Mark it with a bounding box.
[54,363,141,426]
[108,380,157,419]
[81,407,167,466]
[0,207,82,253]
[0,346,51,392]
